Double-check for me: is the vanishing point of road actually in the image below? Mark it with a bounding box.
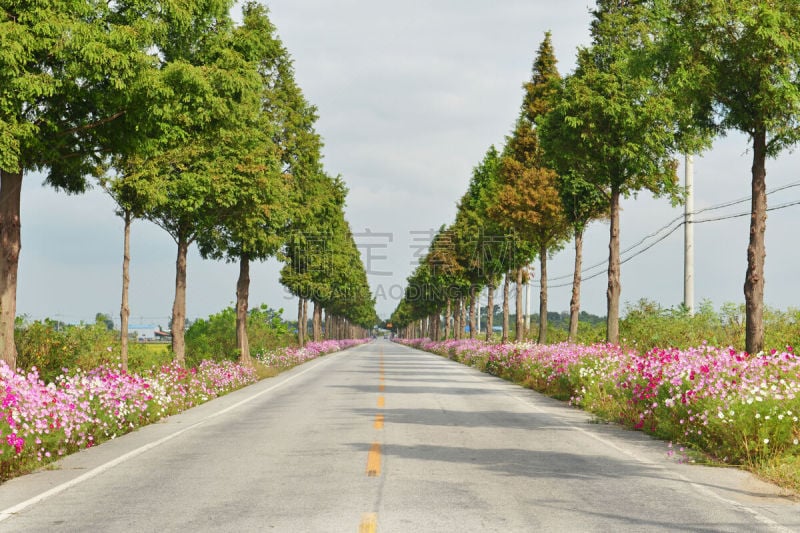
[0,339,797,532]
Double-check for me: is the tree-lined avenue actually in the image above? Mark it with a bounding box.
[0,340,797,532]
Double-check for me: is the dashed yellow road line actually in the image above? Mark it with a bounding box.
[378,383,385,392]
[374,414,384,430]
[366,443,381,477]
[377,396,385,408]
[358,512,377,533]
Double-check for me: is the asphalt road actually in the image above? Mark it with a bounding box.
[0,339,798,532]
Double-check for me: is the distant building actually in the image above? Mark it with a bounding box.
[153,328,172,341]
[128,324,161,342]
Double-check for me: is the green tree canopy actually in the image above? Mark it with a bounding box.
[538,3,683,344]
[647,0,800,353]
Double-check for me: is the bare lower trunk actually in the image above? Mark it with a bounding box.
[0,169,22,368]
[460,298,467,339]
[313,301,322,341]
[469,286,477,339]
[515,268,524,342]
[745,129,767,354]
[433,313,441,340]
[302,299,309,342]
[538,244,547,344]
[120,210,132,372]
[171,235,189,366]
[236,254,251,365]
[453,299,460,340]
[444,298,451,339]
[568,228,583,343]
[297,298,305,346]
[502,273,510,343]
[486,280,495,341]
[607,185,621,345]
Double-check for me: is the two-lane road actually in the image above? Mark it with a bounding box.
[0,340,797,532]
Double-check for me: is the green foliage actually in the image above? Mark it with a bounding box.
[647,0,800,354]
[0,0,156,180]
[15,321,111,382]
[185,305,294,366]
[13,319,180,382]
[618,300,800,353]
[489,32,569,263]
[650,0,800,153]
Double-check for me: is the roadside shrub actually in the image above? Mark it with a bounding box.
[15,320,118,382]
[185,305,294,366]
[619,299,800,353]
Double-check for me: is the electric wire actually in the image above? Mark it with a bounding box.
[535,188,800,289]
[544,180,800,283]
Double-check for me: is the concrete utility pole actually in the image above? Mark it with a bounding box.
[684,154,695,316]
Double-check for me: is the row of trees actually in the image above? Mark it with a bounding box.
[391,0,800,355]
[0,0,377,370]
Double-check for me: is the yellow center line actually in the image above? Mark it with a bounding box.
[378,383,385,392]
[366,442,381,477]
[359,512,377,533]
[373,414,384,430]
[377,396,385,408]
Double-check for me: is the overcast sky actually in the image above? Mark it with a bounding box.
[17,1,800,326]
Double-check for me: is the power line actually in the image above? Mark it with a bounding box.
[545,180,800,283]
[537,194,800,289]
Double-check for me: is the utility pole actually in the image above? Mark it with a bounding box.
[684,154,695,316]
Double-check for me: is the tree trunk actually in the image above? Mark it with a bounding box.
[119,210,132,372]
[486,280,495,341]
[515,268,524,342]
[302,299,309,342]
[236,254,251,365]
[607,185,621,345]
[568,228,584,343]
[453,299,460,340]
[444,298,451,339]
[171,235,189,366]
[460,297,467,339]
[469,286,477,339]
[313,301,322,341]
[325,309,331,340]
[502,273,510,343]
[433,313,441,341]
[297,298,305,346]
[0,169,22,368]
[745,129,767,354]
[538,244,548,344]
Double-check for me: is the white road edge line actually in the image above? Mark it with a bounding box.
[406,344,794,533]
[508,380,795,533]
[0,353,340,522]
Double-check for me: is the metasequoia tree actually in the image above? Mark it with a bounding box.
[458,146,511,341]
[196,3,304,364]
[539,2,682,344]
[539,74,608,343]
[123,4,265,365]
[648,0,800,353]
[0,0,153,367]
[490,33,568,343]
